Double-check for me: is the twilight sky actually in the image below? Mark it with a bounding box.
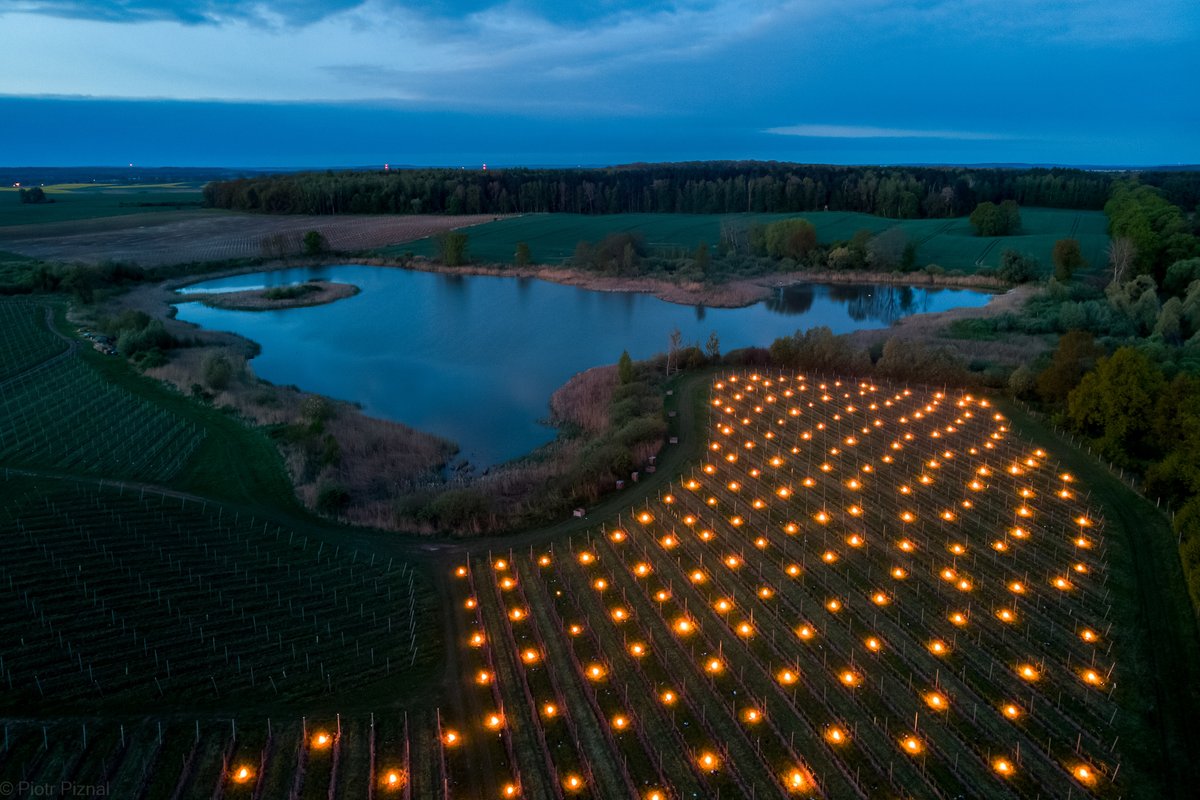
[1,0,1196,167]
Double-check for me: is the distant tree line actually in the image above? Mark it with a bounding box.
[199,163,1200,218]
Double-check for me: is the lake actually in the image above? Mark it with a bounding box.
[175,265,992,468]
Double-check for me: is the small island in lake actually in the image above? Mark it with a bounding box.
[190,279,359,311]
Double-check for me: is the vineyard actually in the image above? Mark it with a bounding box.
[0,367,1174,798]
[438,373,1123,799]
[0,475,437,713]
[0,298,211,482]
[0,301,68,381]
[0,357,209,480]
[0,296,205,479]
[0,712,425,800]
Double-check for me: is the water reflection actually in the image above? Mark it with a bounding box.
[824,284,932,324]
[175,265,991,467]
[765,284,815,316]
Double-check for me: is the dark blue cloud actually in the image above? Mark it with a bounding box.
[12,0,683,26]
[13,1,363,24]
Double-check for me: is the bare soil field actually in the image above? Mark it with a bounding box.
[0,211,502,266]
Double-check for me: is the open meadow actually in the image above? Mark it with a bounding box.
[389,209,1110,276]
[0,183,206,227]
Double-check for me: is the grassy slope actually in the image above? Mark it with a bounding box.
[0,183,204,227]
[387,208,1110,275]
[1004,402,1200,800]
[66,314,296,511]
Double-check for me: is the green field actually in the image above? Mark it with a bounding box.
[390,208,1110,275]
[0,182,205,227]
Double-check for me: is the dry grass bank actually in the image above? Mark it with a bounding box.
[143,345,455,527]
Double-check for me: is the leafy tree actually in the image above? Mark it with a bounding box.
[1145,374,1200,505]
[572,240,593,268]
[1106,274,1161,335]
[1154,297,1184,344]
[574,233,644,274]
[867,227,908,271]
[302,230,327,256]
[1181,280,1200,337]
[997,249,1039,283]
[748,223,768,256]
[763,218,817,260]
[617,350,634,384]
[1052,238,1085,281]
[1008,364,1035,398]
[1036,330,1102,404]
[969,201,1021,236]
[1105,181,1197,278]
[18,186,47,204]
[1164,257,1200,296]
[514,241,532,267]
[1001,199,1021,233]
[768,326,871,374]
[1068,346,1165,463]
[435,231,469,266]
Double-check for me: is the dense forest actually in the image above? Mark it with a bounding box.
[203,162,1200,218]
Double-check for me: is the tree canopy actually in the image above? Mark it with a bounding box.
[200,162,1161,218]
[969,200,1021,236]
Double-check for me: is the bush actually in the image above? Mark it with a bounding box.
[435,231,470,266]
[115,319,176,358]
[944,318,999,340]
[202,353,234,390]
[315,483,351,514]
[427,488,491,530]
[264,282,320,301]
[613,415,667,448]
[997,250,1039,284]
[302,230,327,256]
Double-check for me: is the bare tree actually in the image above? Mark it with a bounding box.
[705,330,721,361]
[1108,237,1136,286]
[667,326,683,375]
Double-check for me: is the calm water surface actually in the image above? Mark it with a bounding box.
[176,265,991,467]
